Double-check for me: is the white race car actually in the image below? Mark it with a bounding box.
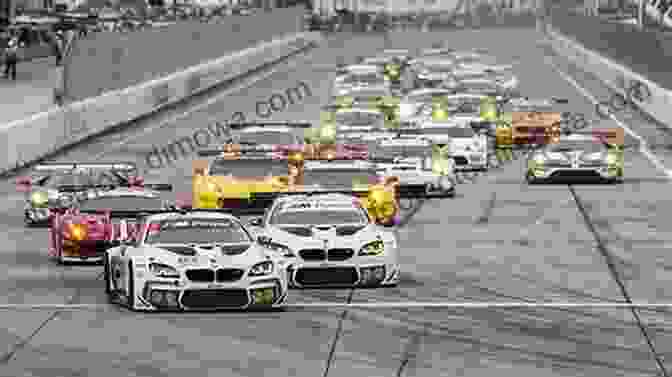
[410,58,457,88]
[371,137,456,197]
[398,88,456,122]
[248,193,400,288]
[104,210,288,311]
[400,120,489,171]
[332,65,389,97]
[334,108,387,135]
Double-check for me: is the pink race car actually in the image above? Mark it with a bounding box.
[49,184,173,264]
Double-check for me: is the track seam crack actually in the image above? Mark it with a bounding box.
[322,288,355,377]
[0,270,104,364]
[569,185,669,377]
[395,323,429,377]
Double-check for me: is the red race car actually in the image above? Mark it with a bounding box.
[49,184,173,264]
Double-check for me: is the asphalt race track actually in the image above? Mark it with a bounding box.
[1,28,672,377]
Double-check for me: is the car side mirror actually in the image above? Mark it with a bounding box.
[249,217,263,227]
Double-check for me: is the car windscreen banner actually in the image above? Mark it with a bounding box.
[511,111,562,144]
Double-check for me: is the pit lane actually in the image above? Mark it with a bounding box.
[0,29,670,377]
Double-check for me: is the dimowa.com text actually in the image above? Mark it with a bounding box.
[145,81,312,169]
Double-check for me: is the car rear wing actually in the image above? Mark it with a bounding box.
[77,207,261,218]
[227,122,312,130]
[56,183,173,192]
[197,144,289,157]
[510,112,563,145]
[197,144,368,160]
[33,161,137,173]
[252,187,441,200]
[565,128,625,146]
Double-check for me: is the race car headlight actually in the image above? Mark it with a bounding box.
[149,263,179,278]
[359,240,385,256]
[249,261,274,276]
[30,191,48,207]
[265,242,295,257]
[432,109,449,120]
[66,223,87,241]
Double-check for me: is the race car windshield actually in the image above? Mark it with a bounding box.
[446,100,482,114]
[270,209,367,226]
[454,72,487,80]
[417,127,475,137]
[40,173,96,187]
[79,196,164,211]
[335,112,383,126]
[145,219,251,245]
[209,159,287,178]
[423,64,454,72]
[303,169,379,189]
[374,145,429,158]
[406,92,452,103]
[549,141,605,153]
[237,131,296,146]
[342,73,382,84]
[460,82,497,92]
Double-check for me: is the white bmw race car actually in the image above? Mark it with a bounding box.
[248,193,400,288]
[399,120,489,171]
[104,210,288,311]
[371,137,457,198]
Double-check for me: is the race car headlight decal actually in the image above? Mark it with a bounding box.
[66,223,87,241]
[319,124,337,143]
[359,240,385,256]
[249,261,274,276]
[432,108,449,120]
[266,242,295,257]
[149,263,179,278]
[31,191,48,207]
[606,153,618,166]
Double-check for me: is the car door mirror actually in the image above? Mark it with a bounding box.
[248,217,263,227]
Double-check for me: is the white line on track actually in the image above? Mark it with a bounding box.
[91,52,312,160]
[0,302,671,310]
[546,59,672,179]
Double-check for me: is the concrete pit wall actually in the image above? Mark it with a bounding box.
[63,6,305,102]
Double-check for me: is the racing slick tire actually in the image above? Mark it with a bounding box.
[104,252,112,296]
[525,171,539,184]
[126,261,135,310]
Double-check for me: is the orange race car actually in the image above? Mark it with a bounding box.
[190,143,401,222]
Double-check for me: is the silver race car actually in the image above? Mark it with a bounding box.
[18,162,141,226]
[332,65,389,97]
[333,108,388,136]
[248,193,400,288]
[105,210,288,311]
[525,134,624,184]
[371,137,457,198]
[227,122,306,146]
[399,121,489,171]
[410,58,458,88]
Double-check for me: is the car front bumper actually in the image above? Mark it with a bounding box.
[25,207,50,225]
[132,277,287,311]
[451,153,488,171]
[529,165,620,182]
[287,258,400,288]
